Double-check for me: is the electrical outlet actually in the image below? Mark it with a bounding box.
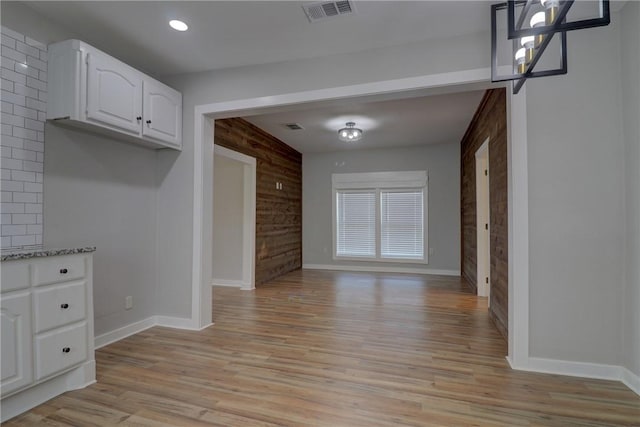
[125,296,133,310]
[429,247,434,255]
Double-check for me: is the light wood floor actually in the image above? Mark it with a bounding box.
[5,270,640,426]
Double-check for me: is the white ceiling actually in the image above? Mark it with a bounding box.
[245,89,485,153]
[23,1,493,76]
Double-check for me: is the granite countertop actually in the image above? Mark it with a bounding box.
[1,246,96,261]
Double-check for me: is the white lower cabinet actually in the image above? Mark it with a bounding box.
[0,252,95,422]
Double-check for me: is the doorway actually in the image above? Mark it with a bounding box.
[475,139,490,301]
[212,144,256,291]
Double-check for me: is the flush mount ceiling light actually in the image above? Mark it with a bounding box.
[491,0,610,94]
[338,122,363,142]
[169,19,189,31]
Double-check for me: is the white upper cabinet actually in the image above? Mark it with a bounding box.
[48,40,182,150]
[142,80,182,148]
[86,53,143,135]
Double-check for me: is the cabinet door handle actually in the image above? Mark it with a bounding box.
[146,120,152,124]
[61,303,69,309]
[62,347,71,353]
[60,268,68,274]
[136,116,142,121]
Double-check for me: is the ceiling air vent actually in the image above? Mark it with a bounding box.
[302,0,356,23]
[284,123,305,130]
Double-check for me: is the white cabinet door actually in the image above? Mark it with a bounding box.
[142,80,182,148]
[1,293,33,396]
[86,52,142,135]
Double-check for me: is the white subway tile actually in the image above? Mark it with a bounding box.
[1,180,22,192]
[1,45,26,63]
[24,118,44,132]
[25,37,46,51]
[40,50,47,61]
[13,62,29,76]
[1,202,24,213]
[13,105,38,120]
[1,157,22,170]
[25,55,46,72]
[23,182,42,192]
[1,58,16,71]
[1,64,27,86]
[25,97,45,112]
[1,34,16,49]
[23,160,43,172]
[11,170,35,182]
[39,71,47,81]
[1,168,10,180]
[35,234,42,245]
[38,91,47,102]
[25,66,39,79]
[11,148,36,161]
[13,126,38,141]
[14,82,39,99]
[0,78,13,92]
[1,235,11,248]
[24,203,41,214]
[2,123,12,135]
[1,27,25,42]
[23,141,43,152]
[0,213,11,224]
[27,224,42,235]
[1,191,12,202]
[36,193,42,203]
[36,152,43,162]
[15,41,40,58]
[37,132,44,142]
[11,213,36,224]
[12,234,36,246]
[1,135,24,148]
[2,224,26,235]
[1,101,12,114]
[37,111,46,122]
[0,147,10,158]
[36,214,42,224]
[35,172,43,183]
[26,76,46,91]
[1,90,26,106]
[12,192,36,203]
[2,112,24,127]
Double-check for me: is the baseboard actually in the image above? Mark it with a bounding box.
[95,316,213,349]
[94,317,156,349]
[211,279,245,288]
[622,367,640,396]
[302,263,461,276]
[516,357,640,397]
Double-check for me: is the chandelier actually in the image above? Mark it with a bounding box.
[338,122,363,142]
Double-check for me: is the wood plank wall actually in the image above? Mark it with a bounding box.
[214,118,302,285]
[460,89,508,337]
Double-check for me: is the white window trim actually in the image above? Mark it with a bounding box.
[332,171,429,264]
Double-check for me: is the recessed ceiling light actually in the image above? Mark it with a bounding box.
[169,20,188,31]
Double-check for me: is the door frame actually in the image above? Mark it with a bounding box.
[189,68,530,369]
[475,139,490,299]
[212,144,256,291]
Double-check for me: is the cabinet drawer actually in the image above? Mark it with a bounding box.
[1,261,30,292]
[33,281,86,333]
[32,256,85,286]
[35,322,87,381]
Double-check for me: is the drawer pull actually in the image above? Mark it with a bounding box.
[60,268,68,274]
[60,303,69,309]
[62,347,71,353]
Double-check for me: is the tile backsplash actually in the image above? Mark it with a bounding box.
[1,26,47,249]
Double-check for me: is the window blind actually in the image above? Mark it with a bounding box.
[380,190,424,259]
[336,191,376,257]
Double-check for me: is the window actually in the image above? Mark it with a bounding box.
[332,171,428,263]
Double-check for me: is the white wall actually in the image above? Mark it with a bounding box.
[303,143,460,272]
[212,154,244,282]
[620,1,640,378]
[526,20,625,364]
[43,125,158,336]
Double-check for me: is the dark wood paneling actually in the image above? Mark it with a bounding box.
[215,118,302,285]
[460,89,508,338]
